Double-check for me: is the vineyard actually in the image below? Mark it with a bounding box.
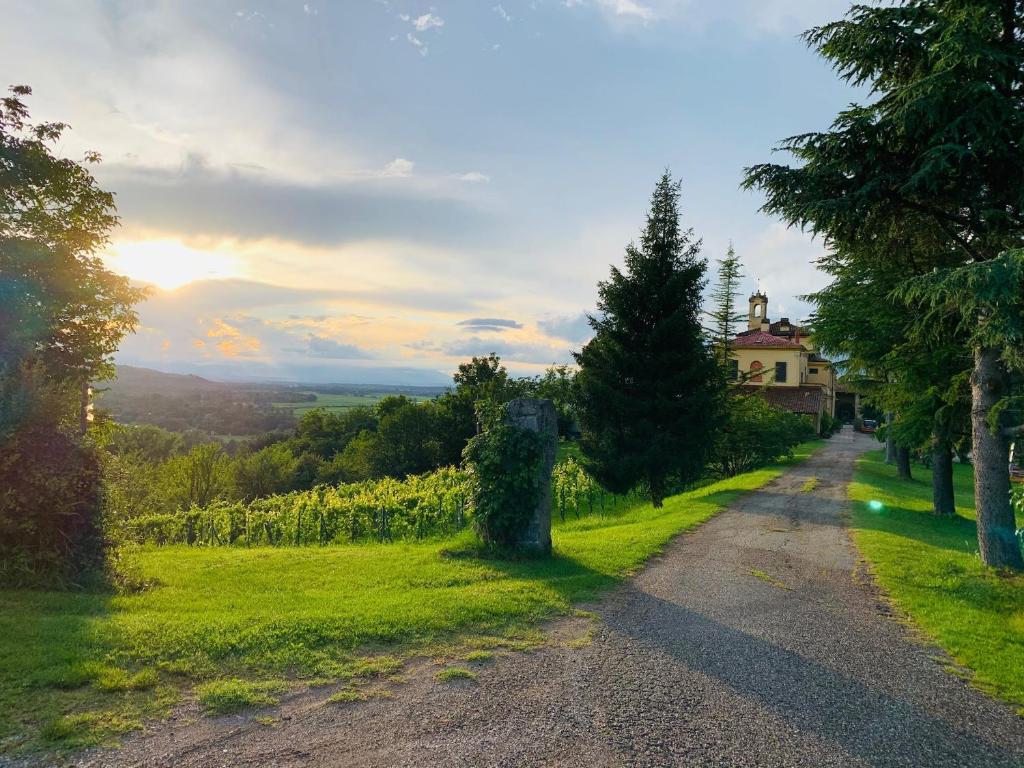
[119,458,639,547]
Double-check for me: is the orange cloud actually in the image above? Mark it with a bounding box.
[206,318,261,357]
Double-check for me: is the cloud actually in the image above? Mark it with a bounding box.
[381,157,414,177]
[458,171,490,183]
[493,5,512,22]
[303,335,374,359]
[562,0,852,33]
[430,337,574,365]
[734,223,827,322]
[99,160,494,249]
[456,317,523,331]
[204,318,262,357]
[411,13,444,31]
[538,313,594,343]
[406,32,429,56]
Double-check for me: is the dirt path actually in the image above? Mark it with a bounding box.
[81,431,1024,767]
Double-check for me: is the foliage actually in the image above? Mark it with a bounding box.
[156,443,233,511]
[575,172,722,507]
[1,86,145,583]
[552,457,641,521]
[818,413,843,438]
[742,2,1024,569]
[709,395,816,477]
[106,424,183,464]
[120,467,473,547]
[0,413,103,586]
[232,443,299,501]
[0,86,143,390]
[707,243,745,371]
[0,446,818,754]
[463,404,550,548]
[98,389,295,436]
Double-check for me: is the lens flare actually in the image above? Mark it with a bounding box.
[868,500,884,512]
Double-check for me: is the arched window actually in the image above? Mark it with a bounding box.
[749,360,763,383]
[754,304,762,318]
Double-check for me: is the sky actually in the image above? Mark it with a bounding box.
[4,0,860,385]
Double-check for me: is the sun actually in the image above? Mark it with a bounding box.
[103,238,243,290]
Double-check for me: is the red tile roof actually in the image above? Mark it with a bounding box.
[732,330,803,348]
[754,386,823,416]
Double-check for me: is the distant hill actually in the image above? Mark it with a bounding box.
[98,365,228,396]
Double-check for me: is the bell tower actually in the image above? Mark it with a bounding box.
[748,291,768,331]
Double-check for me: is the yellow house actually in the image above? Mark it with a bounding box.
[729,291,837,432]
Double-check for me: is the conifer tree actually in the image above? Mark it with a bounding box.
[574,172,721,507]
[707,243,745,372]
[743,1,1024,569]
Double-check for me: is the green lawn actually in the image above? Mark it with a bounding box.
[0,442,820,756]
[849,451,1024,712]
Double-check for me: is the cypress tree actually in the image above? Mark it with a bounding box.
[574,172,721,507]
[707,243,745,373]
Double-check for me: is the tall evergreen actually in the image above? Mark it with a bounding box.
[743,1,1024,569]
[574,172,721,507]
[707,243,745,371]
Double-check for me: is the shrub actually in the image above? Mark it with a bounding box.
[710,396,815,477]
[462,405,549,549]
[819,413,843,438]
[0,421,103,586]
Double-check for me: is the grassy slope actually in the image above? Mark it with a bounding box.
[849,451,1024,712]
[0,442,821,755]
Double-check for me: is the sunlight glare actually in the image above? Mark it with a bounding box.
[103,239,243,290]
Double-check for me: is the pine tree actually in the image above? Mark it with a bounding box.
[574,172,721,507]
[707,243,745,371]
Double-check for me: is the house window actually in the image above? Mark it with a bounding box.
[775,362,788,382]
[749,360,763,383]
[728,359,739,381]
[809,367,819,375]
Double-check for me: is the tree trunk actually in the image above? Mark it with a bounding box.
[931,438,955,517]
[650,476,665,509]
[885,412,897,464]
[970,345,1024,570]
[896,447,913,481]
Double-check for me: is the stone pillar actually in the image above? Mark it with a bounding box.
[504,397,557,555]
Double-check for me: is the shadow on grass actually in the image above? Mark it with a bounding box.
[0,588,126,753]
[853,503,982,554]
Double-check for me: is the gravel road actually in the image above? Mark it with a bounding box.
[80,430,1024,767]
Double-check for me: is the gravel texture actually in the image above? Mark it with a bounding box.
[77,430,1024,767]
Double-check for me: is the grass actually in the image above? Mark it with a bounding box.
[749,568,791,590]
[436,667,477,683]
[849,450,1024,711]
[195,679,286,715]
[800,477,819,493]
[463,650,494,663]
[0,441,821,756]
